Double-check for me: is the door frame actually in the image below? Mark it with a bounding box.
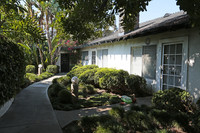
[157,36,188,91]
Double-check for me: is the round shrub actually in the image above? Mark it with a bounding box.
[58,89,72,104]
[94,68,114,86]
[46,65,58,74]
[48,83,65,98]
[56,75,71,87]
[109,106,125,121]
[85,84,96,94]
[109,96,121,104]
[79,68,99,85]
[125,74,147,97]
[26,65,35,73]
[67,65,98,78]
[152,88,194,113]
[99,69,129,94]
[25,73,38,82]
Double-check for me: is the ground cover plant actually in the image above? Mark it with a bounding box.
[48,65,152,111]
[63,88,200,133]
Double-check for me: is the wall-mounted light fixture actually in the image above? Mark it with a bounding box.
[145,38,151,45]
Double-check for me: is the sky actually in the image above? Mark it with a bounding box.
[140,0,180,23]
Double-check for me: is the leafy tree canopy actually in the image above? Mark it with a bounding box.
[45,0,200,43]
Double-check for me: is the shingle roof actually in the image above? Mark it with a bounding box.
[75,11,190,49]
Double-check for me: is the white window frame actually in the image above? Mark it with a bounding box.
[157,36,188,91]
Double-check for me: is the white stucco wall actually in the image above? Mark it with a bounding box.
[80,28,200,101]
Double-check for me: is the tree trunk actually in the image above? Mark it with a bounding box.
[45,10,53,65]
[37,44,44,68]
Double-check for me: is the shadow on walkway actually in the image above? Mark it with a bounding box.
[0,75,64,133]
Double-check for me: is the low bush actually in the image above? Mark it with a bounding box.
[58,89,72,104]
[46,65,58,74]
[109,106,125,121]
[125,74,148,97]
[152,88,195,113]
[99,69,129,94]
[109,95,122,104]
[48,83,65,98]
[67,65,98,78]
[25,73,38,82]
[94,68,115,86]
[79,68,99,86]
[26,65,35,73]
[38,72,53,79]
[57,75,71,87]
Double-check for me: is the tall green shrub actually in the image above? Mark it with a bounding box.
[26,65,35,73]
[46,65,58,74]
[0,37,25,105]
[152,88,194,113]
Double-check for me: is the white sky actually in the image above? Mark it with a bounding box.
[140,0,180,23]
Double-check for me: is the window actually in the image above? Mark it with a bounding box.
[97,49,108,67]
[102,49,108,67]
[92,51,96,64]
[142,45,157,79]
[81,51,88,65]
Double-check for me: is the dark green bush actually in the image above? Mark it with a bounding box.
[0,37,25,105]
[196,98,200,109]
[58,89,72,104]
[99,69,129,94]
[125,110,154,131]
[152,88,194,113]
[46,65,58,74]
[109,95,121,104]
[94,68,115,86]
[79,68,99,86]
[56,75,71,87]
[26,65,35,73]
[125,74,148,97]
[109,106,125,121]
[48,83,65,98]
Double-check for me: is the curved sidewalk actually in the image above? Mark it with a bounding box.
[0,75,64,133]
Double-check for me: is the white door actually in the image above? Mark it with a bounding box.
[131,47,142,76]
[161,43,183,90]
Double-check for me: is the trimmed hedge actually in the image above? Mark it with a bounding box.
[152,88,195,113]
[46,65,58,74]
[26,65,35,73]
[0,37,25,105]
[67,64,98,78]
[79,68,99,86]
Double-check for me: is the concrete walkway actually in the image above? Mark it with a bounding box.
[55,96,152,128]
[0,75,64,133]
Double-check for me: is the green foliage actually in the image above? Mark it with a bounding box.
[109,106,125,121]
[79,68,99,85]
[58,89,72,104]
[99,69,130,95]
[63,120,83,133]
[95,125,112,133]
[26,65,36,73]
[94,68,114,86]
[25,73,38,82]
[48,83,65,98]
[152,88,194,113]
[196,98,200,109]
[55,75,71,87]
[125,74,149,97]
[109,95,122,104]
[46,65,58,74]
[67,64,98,78]
[38,72,54,79]
[0,37,25,105]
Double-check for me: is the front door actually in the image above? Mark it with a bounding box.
[161,43,183,90]
[61,53,70,72]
